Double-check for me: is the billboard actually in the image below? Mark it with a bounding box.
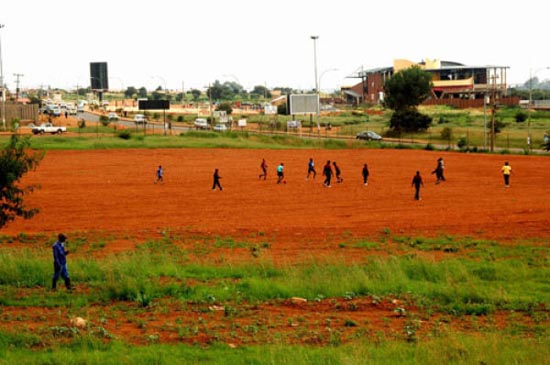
[138,100,170,110]
[288,94,319,115]
[90,62,109,90]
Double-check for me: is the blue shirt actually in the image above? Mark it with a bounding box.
[53,241,67,266]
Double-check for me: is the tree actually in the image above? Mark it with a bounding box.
[389,109,432,133]
[216,102,233,115]
[251,85,271,99]
[384,66,433,132]
[189,89,201,101]
[384,66,433,112]
[0,135,44,228]
[125,86,138,98]
[138,87,148,98]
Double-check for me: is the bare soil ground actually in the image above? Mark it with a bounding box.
[1,148,549,345]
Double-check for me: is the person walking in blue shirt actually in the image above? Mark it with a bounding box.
[52,233,71,291]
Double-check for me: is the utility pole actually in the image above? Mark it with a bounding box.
[310,35,320,131]
[0,24,6,129]
[13,73,24,101]
[490,70,496,152]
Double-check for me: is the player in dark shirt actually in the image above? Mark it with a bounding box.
[411,171,424,200]
[323,160,333,187]
[212,168,223,191]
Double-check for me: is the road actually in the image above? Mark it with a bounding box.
[79,111,189,134]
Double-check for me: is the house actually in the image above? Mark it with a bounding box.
[344,59,515,108]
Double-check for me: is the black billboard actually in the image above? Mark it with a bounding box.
[138,99,170,110]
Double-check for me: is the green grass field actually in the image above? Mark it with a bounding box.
[0,232,548,364]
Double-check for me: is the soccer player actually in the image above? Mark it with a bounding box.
[501,161,512,188]
[155,165,164,184]
[333,161,343,183]
[212,168,223,191]
[411,171,424,200]
[323,160,333,188]
[306,158,316,179]
[259,158,268,180]
[276,162,285,184]
[362,163,370,186]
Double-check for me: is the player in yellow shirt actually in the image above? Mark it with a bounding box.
[501,161,512,187]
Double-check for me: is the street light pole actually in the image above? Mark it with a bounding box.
[310,35,319,131]
[0,24,6,129]
[152,75,168,135]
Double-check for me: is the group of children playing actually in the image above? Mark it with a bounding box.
[155,157,513,200]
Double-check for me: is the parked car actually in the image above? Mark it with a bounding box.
[194,118,209,130]
[134,114,147,125]
[356,130,383,141]
[108,112,119,120]
[32,123,67,135]
[287,120,302,129]
[213,124,228,132]
[50,105,61,117]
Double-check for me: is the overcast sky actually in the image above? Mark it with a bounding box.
[1,0,548,93]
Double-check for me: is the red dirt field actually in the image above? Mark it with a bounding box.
[2,148,550,346]
[3,148,550,246]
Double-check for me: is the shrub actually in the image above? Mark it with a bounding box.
[457,136,468,150]
[99,116,110,127]
[117,131,131,140]
[77,119,86,129]
[515,111,527,123]
[441,127,453,141]
[389,109,432,132]
[176,115,184,122]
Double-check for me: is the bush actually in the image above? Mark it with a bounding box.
[515,111,527,123]
[457,136,468,150]
[117,130,131,140]
[99,116,110,127]
[389,109,432,132]
[440,127,453,141]
[77,119,86,129]
[176,115,184,122]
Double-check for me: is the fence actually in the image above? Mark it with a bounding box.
[0,103,39,126]
[422,96,520,109]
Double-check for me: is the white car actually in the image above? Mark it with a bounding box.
[194,118,208,129]
[213,124,228,132]
[134,114,147,124]
[108,112,119,120]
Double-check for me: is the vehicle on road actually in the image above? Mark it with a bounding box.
[134,114,147,125]
[356,130,383,141]
[213,124,228,132]
[77,104,85,113]
[194,118,209,130]
[108,112,119,121]
[32,123,67,135]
